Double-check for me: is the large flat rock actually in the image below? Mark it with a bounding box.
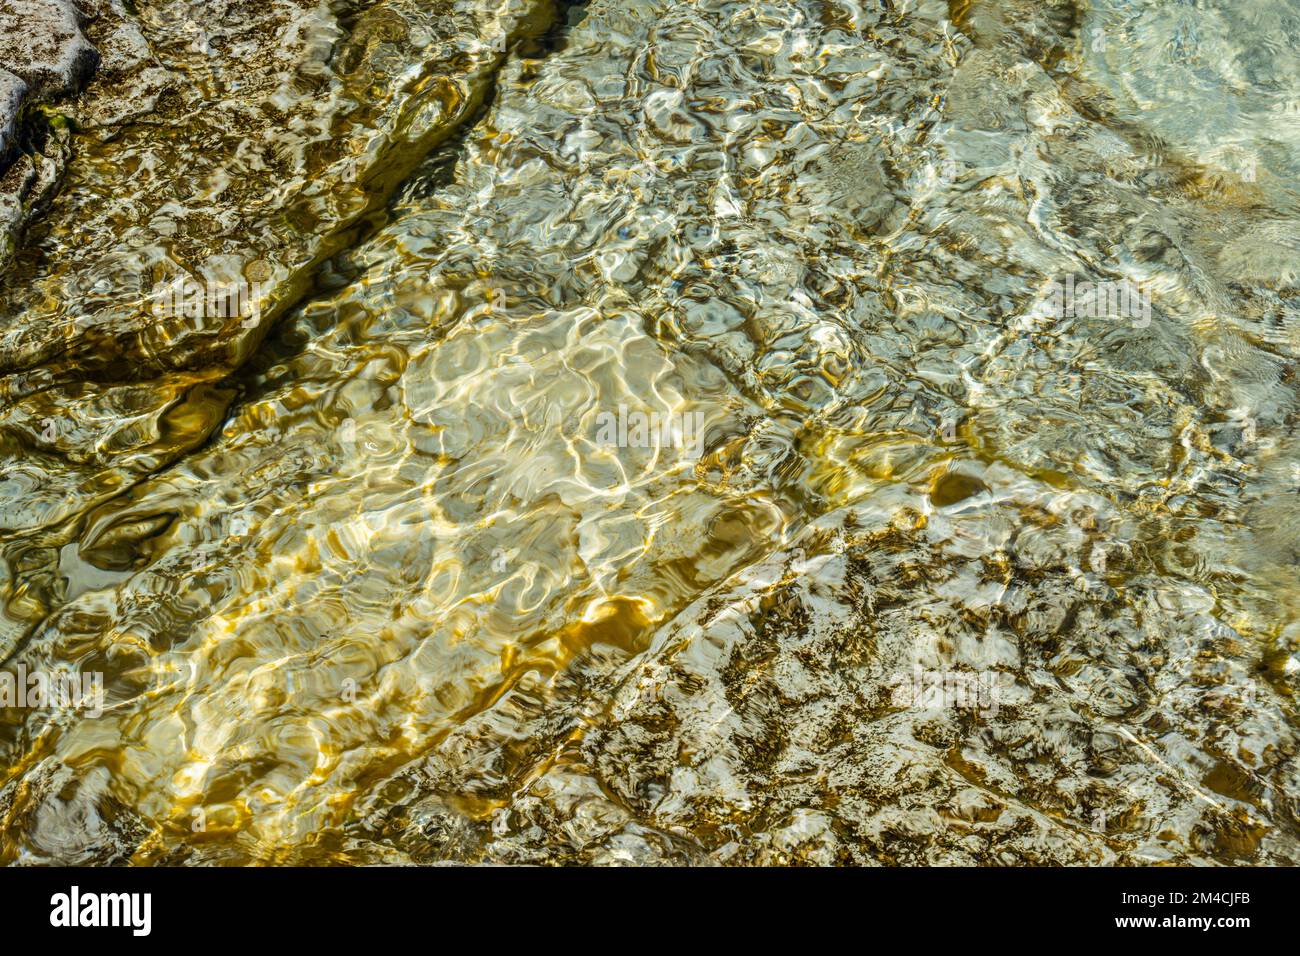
[0,0,98,98]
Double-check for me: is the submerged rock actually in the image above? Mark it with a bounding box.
[0,0,555,541]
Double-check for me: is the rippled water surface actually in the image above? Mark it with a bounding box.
[1,0,1298,864]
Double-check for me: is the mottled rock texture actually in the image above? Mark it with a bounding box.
[0,0,98,97]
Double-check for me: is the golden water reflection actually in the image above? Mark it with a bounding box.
[1,0,1298,864]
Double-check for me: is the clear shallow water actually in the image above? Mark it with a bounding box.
[0,0,1298,864]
